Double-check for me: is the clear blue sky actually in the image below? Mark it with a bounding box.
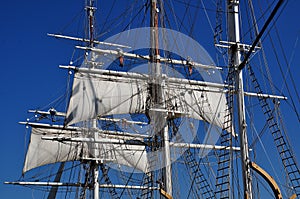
[0,0,299,198]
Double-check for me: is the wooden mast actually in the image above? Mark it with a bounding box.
[150,0,172,196]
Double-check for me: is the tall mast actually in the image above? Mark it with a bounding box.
[150,0,172,195]
[86,1,99,199]
[227,1,253,199]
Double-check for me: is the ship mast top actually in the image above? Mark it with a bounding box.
[86,0,96,48]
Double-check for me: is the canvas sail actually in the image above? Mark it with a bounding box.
[23,127,148,173]
[165,82,226,128]
[65,71,148,125]
[66,70,227,128]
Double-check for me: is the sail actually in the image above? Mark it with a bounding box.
[66,69,227,128]
[23,127,148,173]
[165,82,226,128]
[66,71,148,125]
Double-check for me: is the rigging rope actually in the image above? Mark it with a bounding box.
[238,0,286,70]
[286,32,300,102]
[273,25,300,121]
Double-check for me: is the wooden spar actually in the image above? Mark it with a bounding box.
[5,181,159,190]
[18,122,149,139]
[29,109,147,124]
[47,34,131,48]
[98,117,148,125]
[18,123,244,150]
[244,92,287,100]
[59,65,226,87]
[169,142,242,151]
[41,137,239,152]
[28,109,149,125]
[20,120,245,151]
[28,109,66,117]
[75,46,222,70]
[40,136,146,146]
[60,65,287,100]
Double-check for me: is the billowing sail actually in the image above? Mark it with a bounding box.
[165,82,226,128]
[66,71,148,125]
[23,127,148,173]
[66,69,227,129]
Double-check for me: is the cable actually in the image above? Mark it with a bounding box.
[265,23,300,122]
[239,0,286,70]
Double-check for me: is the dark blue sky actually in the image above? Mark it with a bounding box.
[0,0,299,198]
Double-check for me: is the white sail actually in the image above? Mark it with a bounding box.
[23,127,148,173]
[66,71,148,125]
[165,82,226,128]
[66,70,227,128]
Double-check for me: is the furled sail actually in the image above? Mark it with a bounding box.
[23,127,148,173]
[66,69,227,129]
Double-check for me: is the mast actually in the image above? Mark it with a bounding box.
[87,0,95,48]
[86,0,99,199]
[92,118,99,199]
[227,1,253,199]
[150,0,172,195]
